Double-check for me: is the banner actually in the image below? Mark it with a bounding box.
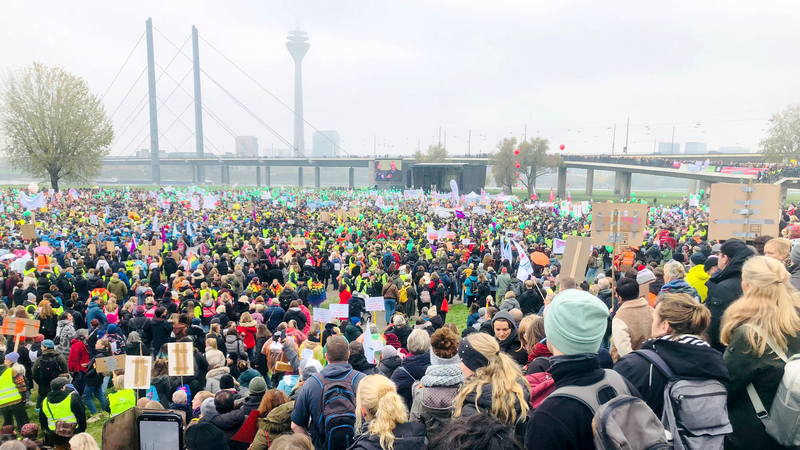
[203,195,218,210]
[512,240,533,281]
[450,179,460,204]
[19,193,45,211]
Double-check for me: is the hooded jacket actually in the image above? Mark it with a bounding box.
[349,422,428,450]
[684,265,711,302]
[283,307,307,332]
[263,304,285,332]
[107,277,128,300]
[252,401,295,450]
[613,335,729,417]
[54,319,77,357]
[205,366,231,393]
[209,407,246,450]
[492,310,528,366]
[391,351,431,409]
[658,279,700,302]
[518,286,544,316]
[378,354,401,378]
[150,316,173,352]
[706,246,754,351]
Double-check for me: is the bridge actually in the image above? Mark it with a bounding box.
[101,153,768,198]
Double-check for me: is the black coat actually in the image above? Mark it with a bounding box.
[283,308,307,331]
[706,247,753,351]
[390,352,431,409]
[526,355,641,450]
[613,336,729,417]
[209,409,247,450]
[518,286,544,316]
[150,317,173,352]
[391,325,412,350]
[349,421,428,450]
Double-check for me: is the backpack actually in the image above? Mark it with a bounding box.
[638,349,731,450]
[314,370,359,450]
[146,385,160,402]
[417,385,459,443]
[399,286,409,304]
[132,318,147,338]
[420,290,431,304]
[38,353,63,386]
[746,324,800,446]
[548,369,670,450]
[525,359,555,409]
[470,279,479,294]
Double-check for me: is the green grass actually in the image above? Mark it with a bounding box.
[445,303,470,333]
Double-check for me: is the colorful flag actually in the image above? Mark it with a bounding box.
[129,236,137,254]
[531,191,538,201]
[68,188,80,200]
[455,209,466,219]
[160,227,167,243]
[513,240,533,281]
[549,188,555,202]
[188,253,200,270]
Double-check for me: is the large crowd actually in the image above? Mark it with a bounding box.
[0,185,799,450]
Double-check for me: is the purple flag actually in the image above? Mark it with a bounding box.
[455,210,465,219]
[161,226,167,243]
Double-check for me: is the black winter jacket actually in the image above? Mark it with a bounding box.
[349,421,428,450]
[706,246,753,351]
[390,352,431,409]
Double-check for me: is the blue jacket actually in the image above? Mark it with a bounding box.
[85,302,107,326]
[291,363,364,449]
[264,305,285,332]
[464,275,479,296]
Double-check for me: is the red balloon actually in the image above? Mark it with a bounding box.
[515,162,521,168]
[514,149,520,155]
[559,144,565,150]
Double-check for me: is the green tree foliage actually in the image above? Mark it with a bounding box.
[761,103,800,163]
[0,62,113,191]
[414,143,448,163]
[489,137,519,192]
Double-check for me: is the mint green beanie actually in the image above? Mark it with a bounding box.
[544,289,609,355]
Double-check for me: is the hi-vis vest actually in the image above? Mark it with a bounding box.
[0,368,21,407]
[109,389,136,417]
[43,395,77,429]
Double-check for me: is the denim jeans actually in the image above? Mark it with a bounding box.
[586,267,598,284]
[83,385,108,415]
[384,298,397,325]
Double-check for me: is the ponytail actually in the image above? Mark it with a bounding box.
[656,293,712,340]
[355,375,408,450]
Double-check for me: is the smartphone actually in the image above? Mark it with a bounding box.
[137,411,183,450]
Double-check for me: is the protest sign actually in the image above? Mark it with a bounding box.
[320,212,331,222]
[329,304,349,319]
[21,224,35,240]
[365,297,385,311]
[313,307,331,324]
[105,241,115,253]
[95,355,126,373]
[708,183,780,240]
[124,356,152,390]
[168,342,195,376]
[300,349,315,360]
[553,239,567,255]
[291,237,306,249]
[560,236,593,284]
[591,203,648,246]
[1,317,40,338]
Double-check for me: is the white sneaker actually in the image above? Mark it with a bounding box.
[87,415,101,423]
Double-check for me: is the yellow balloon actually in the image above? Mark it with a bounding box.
[233,203,241,210]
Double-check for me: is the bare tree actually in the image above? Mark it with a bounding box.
[761,103,800,163]
[1,62,113,191]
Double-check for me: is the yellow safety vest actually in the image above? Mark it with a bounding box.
[0,368,22,407]
[43,395,77,430]
[109,389,136,417]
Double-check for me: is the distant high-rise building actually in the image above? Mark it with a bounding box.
[684,142,707,154]
[235,136,258,157]
[657,142,680,154]
[312,131,341,158]
[286,30,310,158]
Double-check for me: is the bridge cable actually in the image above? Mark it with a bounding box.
[100,30,146,102]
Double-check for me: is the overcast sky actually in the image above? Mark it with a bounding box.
[2,0,799,158]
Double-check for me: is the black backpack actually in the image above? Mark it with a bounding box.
[314,370,359,450]
[38,353,62,386]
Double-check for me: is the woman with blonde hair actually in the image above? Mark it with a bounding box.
[721,256,800,450]
[658,261,700,302]
[614,293,728,417]
[453,333,530,436]
[69,433,101,450]
[764,237,791,267]
[350,375,427,450]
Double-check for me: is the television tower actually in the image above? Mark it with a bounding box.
[286,30,310,158]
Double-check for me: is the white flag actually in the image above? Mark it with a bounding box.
[19,193,45,211]
[513,240,533,282]
[152,215,159,232]
[203,195,217,210]
[363,319,376,364]
[501,236,513,263]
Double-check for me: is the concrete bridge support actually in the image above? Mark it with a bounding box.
[256,166,262,187]
[585,168,594,196]
[557,166,567,198]
[618,171,632,199]
[191,165,197,183]
[349,168,355,189]
[298,167,304,187]
[614,172,622,194]
[264,166,271,187]
[221,165,230,185]
[689,179,698,194]
[314,166,321,188]
[699,180,711,198]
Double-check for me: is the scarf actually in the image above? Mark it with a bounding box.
[421,351,464,387]
[528,342,552,363]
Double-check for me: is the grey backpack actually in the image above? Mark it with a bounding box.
[638,349,731,450]
[549,369,671,450]
[746,324,800,446]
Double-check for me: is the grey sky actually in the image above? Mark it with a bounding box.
[2,0,799,158]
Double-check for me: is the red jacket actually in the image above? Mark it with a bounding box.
[237,325,257,349]
[339,290,352,305]
[68,339,90,373]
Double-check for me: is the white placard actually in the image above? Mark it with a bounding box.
[124,356,152,390]
[553,239,567,255]
[365,297,385,311]
[313,307,331,324]
[300,349,315,360]
[329,304,349,319]
[167,342,195,376]
[461,238,471,245]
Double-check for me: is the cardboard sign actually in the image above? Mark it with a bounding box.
[591,203,648,246]
[348,208,360,219]
[20,224,35,241]
[95,355,126,373]
[150,246,161,257]
[140,244,149,256]
[105,241,115,253]
[88,243,97,255]
[167,342,195,376]
[559,236,593,284]
[155,239,163,250]
[365,297,385,311]
[320,212,331,223]
[708,183,781,240]
[172,251,181,261]
[1,317,40,338]
[124,356,152,390]
[291,237,306,249]
[335,209,347,221]
[313,307,331,324]
[329,304,349,319]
